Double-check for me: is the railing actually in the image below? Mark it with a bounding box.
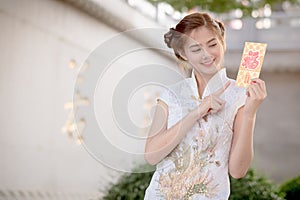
[0,189,100,200]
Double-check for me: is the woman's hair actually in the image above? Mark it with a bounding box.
[164,12,226,61]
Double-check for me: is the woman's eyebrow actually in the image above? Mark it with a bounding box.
[207,38,216,43]
[189,38,217,48]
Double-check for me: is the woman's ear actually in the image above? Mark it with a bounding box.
[178,49,188,61]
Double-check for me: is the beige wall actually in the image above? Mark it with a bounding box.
[0,0,176,199]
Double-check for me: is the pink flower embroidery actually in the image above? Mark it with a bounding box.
[242,50,260,70]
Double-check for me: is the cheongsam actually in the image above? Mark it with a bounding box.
[144,68,247,200]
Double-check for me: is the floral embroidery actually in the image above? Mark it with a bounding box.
[159,125,221,199]
[242,50,260,70]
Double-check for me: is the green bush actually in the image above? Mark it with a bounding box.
[101,167,285,200]
[279,175,300,200]
[229,169,284,200]
[102,165,154,200]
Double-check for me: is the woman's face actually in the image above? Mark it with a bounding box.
[181,26,224,77]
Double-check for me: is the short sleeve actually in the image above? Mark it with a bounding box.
[155,86,182,129]
[234,92,247,113]
[156,88,170,106]
[225,84,247,128]
[232,86,247,117]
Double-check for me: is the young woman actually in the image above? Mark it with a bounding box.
[144,12,267,200]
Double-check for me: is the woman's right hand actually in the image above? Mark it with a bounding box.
[195,81,231,118]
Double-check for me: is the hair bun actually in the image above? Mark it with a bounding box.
[214,19,225,37]
[164,27,175,48]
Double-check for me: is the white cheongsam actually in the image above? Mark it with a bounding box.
[144,68,247,200]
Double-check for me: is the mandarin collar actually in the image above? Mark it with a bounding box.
[190,68,229,99]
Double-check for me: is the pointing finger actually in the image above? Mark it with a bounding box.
[214,81,231,96]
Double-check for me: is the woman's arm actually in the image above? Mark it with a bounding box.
[144,82,230,165]
[144,100,204,165]
[229,78,267,179]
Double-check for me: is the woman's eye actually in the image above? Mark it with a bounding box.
[209,43,217,47]
[192,48,202,52]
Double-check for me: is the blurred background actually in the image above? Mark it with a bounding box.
[0,0,299,199]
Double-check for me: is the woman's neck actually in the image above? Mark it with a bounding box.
[194,71,215,99]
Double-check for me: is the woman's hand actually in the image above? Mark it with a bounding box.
[195,81,231,118]
[244,78,267,116]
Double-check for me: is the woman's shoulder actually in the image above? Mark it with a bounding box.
[169,76,193,88]
[158,77,193,105]
[163,77,193,95]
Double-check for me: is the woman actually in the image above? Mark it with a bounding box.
[144,12,267,199]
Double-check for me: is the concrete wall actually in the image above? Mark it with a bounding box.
[0,0,177,199]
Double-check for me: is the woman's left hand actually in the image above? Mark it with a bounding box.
[244,78,267,116]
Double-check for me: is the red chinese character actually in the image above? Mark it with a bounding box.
[242,50,259,70]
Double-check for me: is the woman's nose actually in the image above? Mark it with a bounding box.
[201,48,212,60]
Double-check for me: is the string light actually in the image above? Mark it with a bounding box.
[62,59,89,144]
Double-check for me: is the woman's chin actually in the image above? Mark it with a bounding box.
[199,64,218,73]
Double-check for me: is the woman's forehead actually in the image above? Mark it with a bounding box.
[186,26,216,45]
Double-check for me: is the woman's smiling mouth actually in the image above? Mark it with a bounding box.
[201,58,215,67]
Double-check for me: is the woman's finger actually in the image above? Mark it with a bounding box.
[251,78,266,92]
[211,95,224,105]
[248,85,257,98]
[214,81,231,96]
[211,99,225,113]
[250,84,264,99]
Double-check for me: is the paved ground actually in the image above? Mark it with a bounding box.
[228,70,300,184]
